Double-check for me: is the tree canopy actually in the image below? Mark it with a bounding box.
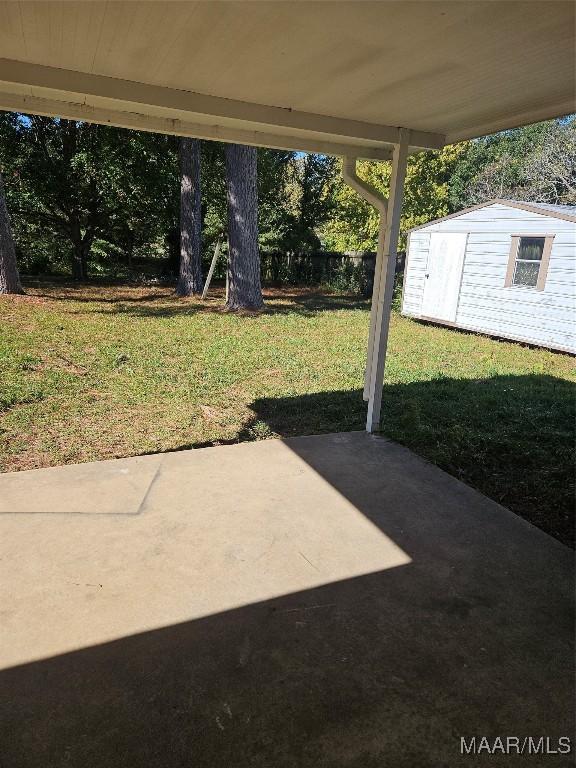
[321,144,465,251]
[0,114,177,277]
[322,116,575,252]
[0,111,573,280]
[450,116,576,208]
[0,114,334,279]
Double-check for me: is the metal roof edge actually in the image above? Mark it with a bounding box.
[406,199,576,233]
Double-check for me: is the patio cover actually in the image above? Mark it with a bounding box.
[0,1,573,158]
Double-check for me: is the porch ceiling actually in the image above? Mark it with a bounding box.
[0,1,573,158]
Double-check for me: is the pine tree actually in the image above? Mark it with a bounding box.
[176,138,203,296]
[225,144,263,310]
[0,172,23,295]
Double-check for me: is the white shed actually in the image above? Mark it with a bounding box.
[402,200,576,353]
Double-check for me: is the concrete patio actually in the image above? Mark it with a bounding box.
[0,432,573,767]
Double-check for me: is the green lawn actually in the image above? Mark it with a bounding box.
[1,283,574,546]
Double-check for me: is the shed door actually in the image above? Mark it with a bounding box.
[421,233,467,322]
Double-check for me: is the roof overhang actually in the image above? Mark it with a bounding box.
[0,1,573,158]
[0,59,443,160]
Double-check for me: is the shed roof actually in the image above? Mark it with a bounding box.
[0,1,574,158]
[408,199,576,232]
[522,202,576,217]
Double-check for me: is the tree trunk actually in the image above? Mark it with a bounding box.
[71,248,84,280]
[225,143,263,311]
[0,172,24,295]
[126,228,134,272]
[70,218,88,281]
[71,243,88,280]
[80,240,90,280]
[176,137,203,296]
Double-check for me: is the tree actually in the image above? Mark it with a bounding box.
[176,138,203,295]
[449,117,575,208]
[202,145,298,255]
[0,114,338,282]
[518,119,576,204]
[0,114,178,279]
[255,148,295,252]
[282,154,337,252]
[225,143,263,311]
[0,171,23,294]
[322,144,465,251]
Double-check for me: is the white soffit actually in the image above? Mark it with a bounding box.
[0,1,573,157]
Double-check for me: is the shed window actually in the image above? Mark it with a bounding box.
[505,235,553,291]
[512,237,544,287]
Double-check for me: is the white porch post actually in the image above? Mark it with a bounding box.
[364,130,409,432]
[342,158,388,401]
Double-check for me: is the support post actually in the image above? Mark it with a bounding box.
[341,158,388,401]
[201,234,223,300]
[365,130,410,432]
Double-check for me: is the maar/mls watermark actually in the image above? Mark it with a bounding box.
[460,736,572,756]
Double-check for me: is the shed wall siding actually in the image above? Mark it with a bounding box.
[402,204,576,352]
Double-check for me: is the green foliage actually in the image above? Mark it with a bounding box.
[449,117,576,208]
[320,117,576,254]
[1,111,574,288]
[258,252,370,294]
[0,114,338,280]
[322,259,366,294]
[391,273,404,312]
[281,154,338,251]
[321,144,465,251]
[0,114,178,277]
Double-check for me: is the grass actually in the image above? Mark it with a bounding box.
[1,282,574,546]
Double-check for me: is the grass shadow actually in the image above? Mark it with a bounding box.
[32,291,171,304]
[94,293,369,319]
[22,282,369,318]
[189,374,574,547]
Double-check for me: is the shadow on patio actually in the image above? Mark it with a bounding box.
[0,422,574,766]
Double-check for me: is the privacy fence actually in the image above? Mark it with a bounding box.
[207,250,406,296]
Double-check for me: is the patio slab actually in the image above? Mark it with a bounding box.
[0,432,573,767]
